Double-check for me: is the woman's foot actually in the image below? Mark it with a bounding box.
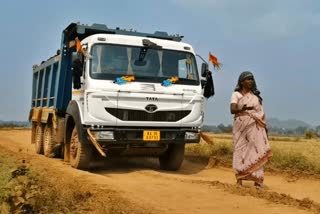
[254,182,263,189]
[236,179,242,186]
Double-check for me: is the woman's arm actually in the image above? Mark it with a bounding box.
[230,103,254,114]
[230,103,238,114]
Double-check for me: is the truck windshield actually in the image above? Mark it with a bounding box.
[90,44,199,85]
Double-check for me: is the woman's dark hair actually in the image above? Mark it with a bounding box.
[234,71,263,104]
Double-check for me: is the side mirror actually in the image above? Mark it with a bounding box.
[71,52,83,89]
[72,52,82,64]
[71,52,83,76]
[201,63,208,77]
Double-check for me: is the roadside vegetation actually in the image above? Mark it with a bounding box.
[0,146,132,214]
[0,153,91,213]
[186,133,320,176]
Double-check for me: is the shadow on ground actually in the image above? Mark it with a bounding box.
[88,155,210,175]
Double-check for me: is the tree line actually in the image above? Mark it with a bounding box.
[203,124,320,138]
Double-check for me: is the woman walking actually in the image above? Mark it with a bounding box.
[230,71,272,188]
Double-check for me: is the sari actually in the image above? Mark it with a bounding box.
[232,92,272,185]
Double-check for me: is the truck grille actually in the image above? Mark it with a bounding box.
[105,108,191,122]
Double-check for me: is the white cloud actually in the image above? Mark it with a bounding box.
[172,0,320,39]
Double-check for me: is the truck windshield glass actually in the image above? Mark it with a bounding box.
[90,44,199,85]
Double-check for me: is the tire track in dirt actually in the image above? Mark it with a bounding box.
[92,168,312,214]
[134,170,320,214]
[89,156,316,214]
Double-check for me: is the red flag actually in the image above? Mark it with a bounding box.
[209,52,222,70]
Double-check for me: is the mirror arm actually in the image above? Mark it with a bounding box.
[201,79,207,89]
[196,54,208,65]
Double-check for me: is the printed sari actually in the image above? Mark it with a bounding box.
[232,92,272,185]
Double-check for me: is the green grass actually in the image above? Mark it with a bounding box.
[268,136,302,142]
[270,148,318,173]
[186,133,320,175]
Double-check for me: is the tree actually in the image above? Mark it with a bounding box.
[315,125,320,137]
[295,126,308,135]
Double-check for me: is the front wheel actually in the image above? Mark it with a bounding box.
[69,127,92,169]
[159,144,185,171]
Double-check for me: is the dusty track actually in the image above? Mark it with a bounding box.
[1,129,320,213]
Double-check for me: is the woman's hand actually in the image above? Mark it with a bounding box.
[242,104,254,111]
[230,104,254,114]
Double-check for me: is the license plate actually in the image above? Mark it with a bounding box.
[143,130,160,141]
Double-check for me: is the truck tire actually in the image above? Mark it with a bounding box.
[35,125,44,154]
[69,127,92,169]
[31,123,36,144]
[43,125,56,158]
[159,143,185,171]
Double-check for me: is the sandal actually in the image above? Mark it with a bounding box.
[236,179,243,186]
[254,182,263,189]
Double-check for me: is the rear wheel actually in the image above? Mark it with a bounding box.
[35,125,44,154]
[43,125,56,158]
[159,144,185,171]
[69,127,92,169]
[31,123,36,144]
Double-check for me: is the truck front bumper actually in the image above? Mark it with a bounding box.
[85,127,200,145]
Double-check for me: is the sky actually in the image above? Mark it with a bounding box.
[0,0,319,126]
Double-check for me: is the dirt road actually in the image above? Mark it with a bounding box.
[1,129,320,214]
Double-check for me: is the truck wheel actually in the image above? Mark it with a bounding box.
[69,127,92,169]
[31,123,36,144]
[35,125,44,154]
[43,125,56,158]
[159,144,185,171]
[64,142,70,162]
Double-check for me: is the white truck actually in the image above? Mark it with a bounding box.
[29,23,214,170]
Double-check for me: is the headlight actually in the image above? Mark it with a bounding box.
[185,132,199,140]
[92,131,114,140]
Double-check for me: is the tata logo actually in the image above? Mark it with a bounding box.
[145,104,158,113]
[146,97,158,101]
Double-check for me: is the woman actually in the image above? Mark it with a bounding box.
[230,71,272,188]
